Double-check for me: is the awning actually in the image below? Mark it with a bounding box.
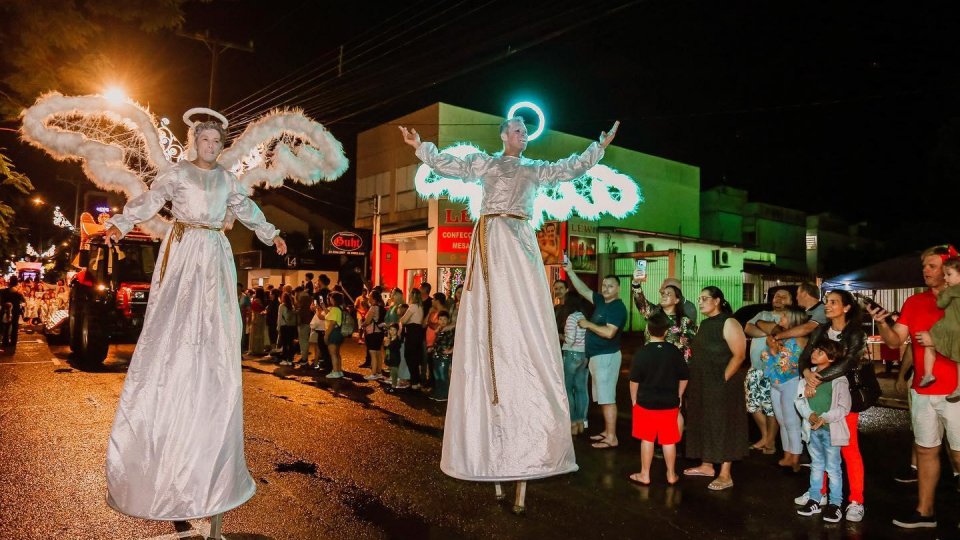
[381,226,432,243]
[821,252,925,291]
[742,262,808,279]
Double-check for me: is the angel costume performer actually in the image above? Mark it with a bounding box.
[104,160,278,520]
[415,140,605,481]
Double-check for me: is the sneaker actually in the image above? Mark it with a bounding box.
[894,465,918,483]
[794,491,827,505]
[845,501,865,523]
[918,373,936,387]
[822,504,842,523]
[892,510,937,529]
[363,374,378,380]
[411,384,421,390]
[325,371,344,379]
[797,500,822,517]
[279,360,292,366]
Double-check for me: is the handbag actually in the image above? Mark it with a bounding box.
[340,307,356,336]
[847,361,881,413]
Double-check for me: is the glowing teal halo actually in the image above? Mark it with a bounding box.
[506,101,545,141]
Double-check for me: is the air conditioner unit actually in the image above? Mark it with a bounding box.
[712,249,731,268]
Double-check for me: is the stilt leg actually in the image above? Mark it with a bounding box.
[494,482,505,501]
[512,481,527,515]
[207,513,223,540]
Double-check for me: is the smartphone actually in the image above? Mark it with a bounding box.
[633,259,647,282]
[855,293,896,326]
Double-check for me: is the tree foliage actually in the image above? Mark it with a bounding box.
[0,0,191,119]
[0,150,35,244]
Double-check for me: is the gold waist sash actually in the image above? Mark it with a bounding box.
[158,221,224,285]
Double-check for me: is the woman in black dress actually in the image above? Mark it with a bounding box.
[683,286,748,491]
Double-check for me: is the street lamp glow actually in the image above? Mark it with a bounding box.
[32,196,44,205]
[506,101,546,141]
[103,86,128,104]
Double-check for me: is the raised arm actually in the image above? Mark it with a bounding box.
[400,125,481,180]
[227,176,287,255]
[104,169,178,246]
[562,257,594,303]
[535,121,619,185]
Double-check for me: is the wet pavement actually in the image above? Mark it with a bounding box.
[0,330,958,539]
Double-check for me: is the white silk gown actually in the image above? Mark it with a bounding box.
[416,141,605,481]
[104,161,277,520]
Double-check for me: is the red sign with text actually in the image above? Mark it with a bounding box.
[437,227,473,253]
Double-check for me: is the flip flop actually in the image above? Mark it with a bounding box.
[589,434,607,441]
[708,478,734,491]
[762,446,777,455]
[628,473,650,486]
[591,440,619,450]
[683,467,715,477]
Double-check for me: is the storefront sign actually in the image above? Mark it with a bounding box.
[437,227,473,253]
[438,199,473,265]
[324,231,365,255]
[439,198,475,225]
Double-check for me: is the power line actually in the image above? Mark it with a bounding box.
[309,1,643,127]
[222,0,455,120]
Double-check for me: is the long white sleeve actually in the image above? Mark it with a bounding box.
[415,142,484,179]
[226,175,278,245]
[106,170,178,236]
[535,142,604,187]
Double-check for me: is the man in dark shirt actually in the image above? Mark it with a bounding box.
[0,276,26,349]
[316,274,331,305]
[565,262,628,450]
[419,282,433,315]
[265,288,280,351]
[628,311,690,485]
[553,279,574,340]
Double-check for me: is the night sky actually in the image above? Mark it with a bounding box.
[3,0,959,256]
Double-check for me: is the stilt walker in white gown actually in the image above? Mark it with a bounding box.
[103,121,287,531]
[400,117,619,513]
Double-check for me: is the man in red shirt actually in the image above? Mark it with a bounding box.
[870,245,960,529]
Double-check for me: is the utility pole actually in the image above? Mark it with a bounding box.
[55,176,81,226]
[371,195,382,287]
[177,31,255,108]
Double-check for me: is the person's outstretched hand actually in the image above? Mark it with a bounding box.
[274,235,287,256]
[104,225,122,248]
[399,126,422,149]
[599,120,620,149]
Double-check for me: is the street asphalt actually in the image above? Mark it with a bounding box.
[0,329,957,539]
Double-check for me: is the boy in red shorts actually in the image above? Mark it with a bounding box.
[629,311,690,485]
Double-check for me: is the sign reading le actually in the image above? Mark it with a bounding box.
[331,231,363,252]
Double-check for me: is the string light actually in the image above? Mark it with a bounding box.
[52,206,75,231]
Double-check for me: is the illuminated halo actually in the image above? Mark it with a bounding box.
[182,107,229,129]
[506,101,545,141]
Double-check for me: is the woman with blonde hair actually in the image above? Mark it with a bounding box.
[761,305,809,471]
